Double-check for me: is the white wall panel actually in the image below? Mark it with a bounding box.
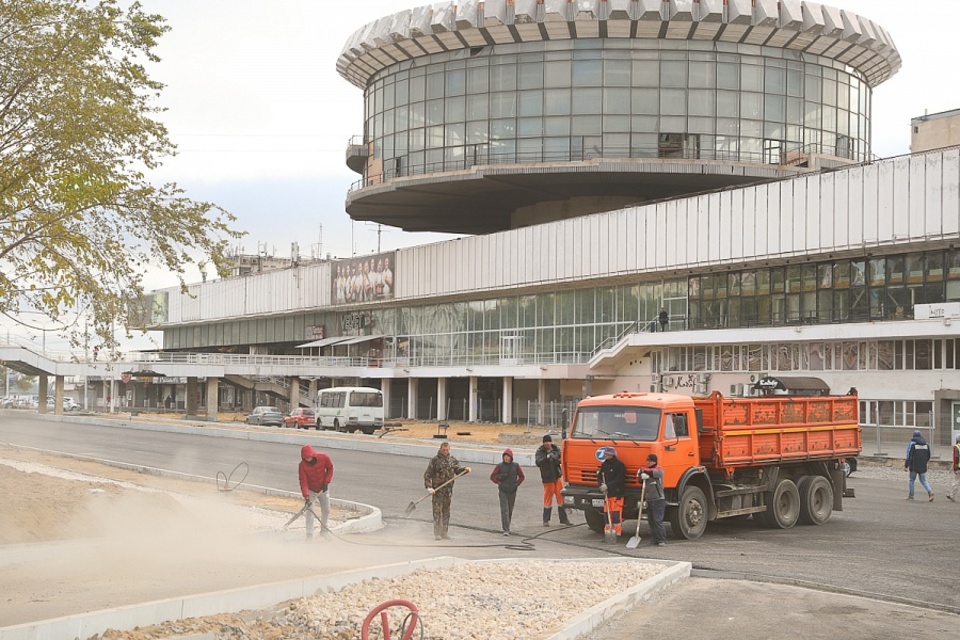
[614,211,628,273]
[815,175,830,252]
[727,191,742,262]
[624,210,638,271]
[746,187,764,257]
[943,148,960,237]
[909,156,926,239]
[876,160,893,244]
[788,178,804,252]
[835,171,851,250]
[546,223,557,282]
[592,215,605,276]
[733,189,749,261]
[925,153,943,239]
[660,202,673,267]
[712,192,727,262]
[760,184,778,257]
[673,199,687,267]
[892,157,911,241]
[859,164,878,250]
[778,181,793,254]
[691,198,705,266]
[645,207,658,270]
[562,220,575,280]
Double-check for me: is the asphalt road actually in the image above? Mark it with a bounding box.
[2,413,959,631]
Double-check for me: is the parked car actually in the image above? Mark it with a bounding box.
[245,406,284,427]
[63,398,81,412]
[0,396,14,408]
[283,407,317,429]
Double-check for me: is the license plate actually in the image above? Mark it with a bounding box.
[591,499,605,508]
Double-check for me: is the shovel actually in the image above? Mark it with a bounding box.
[626,476,647,549]
[601,473,618,544]
[404,471,468,516]
[283,493,319,531]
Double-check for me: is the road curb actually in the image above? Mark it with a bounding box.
[0,557,690,640]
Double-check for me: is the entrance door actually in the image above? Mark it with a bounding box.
[499,334,523,366]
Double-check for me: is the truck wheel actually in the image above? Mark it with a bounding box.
[584,509,606,534]
[797,476,834,526]
[669,486,708,540]
[761,478,800,529]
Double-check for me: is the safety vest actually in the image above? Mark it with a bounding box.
[955,444,960,470]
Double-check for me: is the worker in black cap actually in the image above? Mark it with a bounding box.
[535,434,571,526]
[639,453,667,546]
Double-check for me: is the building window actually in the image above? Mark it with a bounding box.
[659,133,699,159]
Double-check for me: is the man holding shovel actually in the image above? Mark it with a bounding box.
[639,453,667,547]
[298,444,334,539]
[423,442,471,540]
[597,446,626,540]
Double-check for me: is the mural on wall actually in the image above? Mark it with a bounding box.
[332,252,396,304]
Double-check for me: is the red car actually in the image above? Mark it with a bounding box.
[284,407,317,429]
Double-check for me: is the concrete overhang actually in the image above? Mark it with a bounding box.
[345,159,810,234]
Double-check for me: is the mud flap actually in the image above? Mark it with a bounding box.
[830,466,850,510]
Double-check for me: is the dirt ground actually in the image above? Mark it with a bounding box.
[0,443,387,630]
[0,420,536,633]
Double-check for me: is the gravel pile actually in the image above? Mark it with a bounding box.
[97,560,665,640]
[852,461,955,488]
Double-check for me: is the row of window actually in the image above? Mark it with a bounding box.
[660,338,960,374]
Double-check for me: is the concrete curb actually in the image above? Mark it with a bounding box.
[0,557,689,640]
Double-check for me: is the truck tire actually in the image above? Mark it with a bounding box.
[797,475,834,526]
[669,486,708,540]
[584,509,606,534]
[761,478,800,529]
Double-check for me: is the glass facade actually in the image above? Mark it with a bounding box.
[359,39,872,186]
[688,248,960,329]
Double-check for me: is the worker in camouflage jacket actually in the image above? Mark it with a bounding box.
[423,442,471,540]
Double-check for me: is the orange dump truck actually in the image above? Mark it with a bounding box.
[561,390,861,540]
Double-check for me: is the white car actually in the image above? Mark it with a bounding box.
[63,398,81,412]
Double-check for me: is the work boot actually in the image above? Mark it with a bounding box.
[543,507,552,526]
[558,507,572,525]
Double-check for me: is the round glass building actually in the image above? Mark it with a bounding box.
[338,0,900,234]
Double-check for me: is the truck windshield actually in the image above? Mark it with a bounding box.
[572,406,662,441]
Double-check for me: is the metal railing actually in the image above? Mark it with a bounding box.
[349,140,864,192]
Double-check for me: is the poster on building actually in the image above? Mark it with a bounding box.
[332,252,396,304]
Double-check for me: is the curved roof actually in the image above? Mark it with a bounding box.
[337,0,900,90]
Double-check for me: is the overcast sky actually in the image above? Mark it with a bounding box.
[5,0,959,354]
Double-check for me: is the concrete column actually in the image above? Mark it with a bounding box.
[308,379,319,407]
[407,378,418,419]
[502,376,514,424]
[55,376,65,416]
[289,376,300,408]
[186,377,199,416]
[468,376,478,422]
[38,375,48,414]
[437,378,448,421]
[538,379,547,426]
[381,379,392,419]
[206,377,219,422]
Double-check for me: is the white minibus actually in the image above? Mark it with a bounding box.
[315,386,384,434]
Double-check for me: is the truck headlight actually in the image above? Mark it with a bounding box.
[563,495,574,505]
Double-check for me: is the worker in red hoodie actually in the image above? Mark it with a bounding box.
[299,444,334,539]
